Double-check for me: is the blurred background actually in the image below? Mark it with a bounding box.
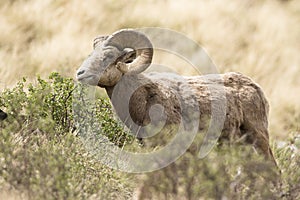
[0,0,299,140]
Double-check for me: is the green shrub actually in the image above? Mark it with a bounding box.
[0,72,133,200]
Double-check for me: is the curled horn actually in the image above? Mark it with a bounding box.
[93,35,108,49]
[105,29,153,74]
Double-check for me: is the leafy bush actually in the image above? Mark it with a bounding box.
[0,72,133,199]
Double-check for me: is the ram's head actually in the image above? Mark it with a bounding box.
[76,29,153,87]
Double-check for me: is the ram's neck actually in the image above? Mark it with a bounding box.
[102,73,152,133]
[103,73,149,99]
[103,85,114,99]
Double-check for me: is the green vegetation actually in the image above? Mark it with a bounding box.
[0,73,133,199]
[0,73,299,199]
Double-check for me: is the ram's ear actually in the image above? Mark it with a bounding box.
[115,48,136,74]
[93,35,108,49]
[117,48,136,64]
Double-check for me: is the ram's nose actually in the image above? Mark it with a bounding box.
[77,69,85,77]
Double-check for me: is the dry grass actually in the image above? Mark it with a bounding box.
[0,0,299,139]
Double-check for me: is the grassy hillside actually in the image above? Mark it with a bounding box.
[0,0,299,199]
[1,0,299,139]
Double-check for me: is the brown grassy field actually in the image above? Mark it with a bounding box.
[0,0,299,140]
[0,1,300,199]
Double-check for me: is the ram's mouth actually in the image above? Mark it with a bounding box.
[76,74,100,86]
[77,75,93,81]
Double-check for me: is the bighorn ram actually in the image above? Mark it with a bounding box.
[0,109,7,121]
[76,29,276,164]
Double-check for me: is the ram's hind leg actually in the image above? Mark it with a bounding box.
[240,124,278,167]
[255,130,278,167]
